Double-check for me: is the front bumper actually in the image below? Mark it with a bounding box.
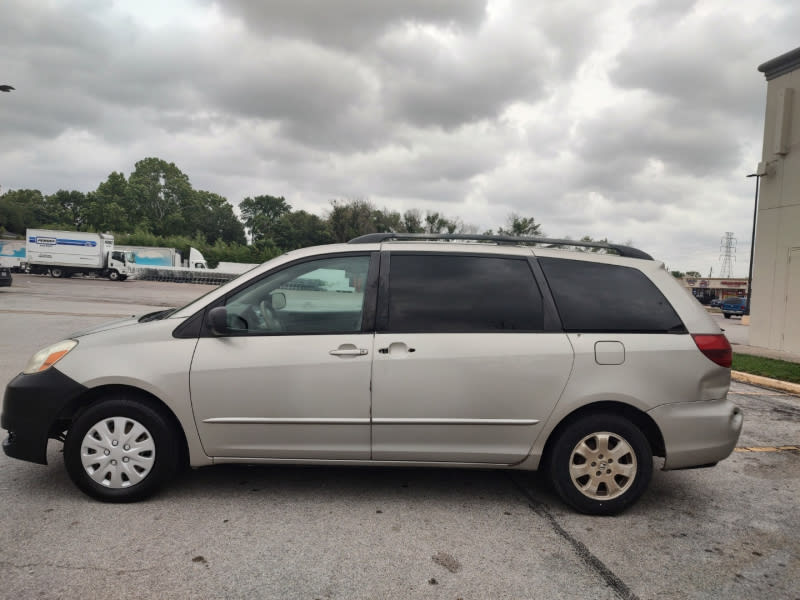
[2,368,87,464]
[648,397,743,470]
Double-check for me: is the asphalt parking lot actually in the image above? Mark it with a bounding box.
[1,275,798,599]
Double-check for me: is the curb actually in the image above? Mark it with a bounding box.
[732,370,800,396]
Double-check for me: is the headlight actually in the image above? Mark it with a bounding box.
[23,340,78,374]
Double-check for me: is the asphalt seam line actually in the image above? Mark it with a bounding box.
[509,475,640,600]
[734,446,800,452]
[0,309,132,318]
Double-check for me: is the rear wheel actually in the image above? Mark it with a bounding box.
[64,396,179,502]
[547,413,652,515]
[50,268,64,278]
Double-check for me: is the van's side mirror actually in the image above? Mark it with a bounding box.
[270,292,287,310]
[207,306,229,336]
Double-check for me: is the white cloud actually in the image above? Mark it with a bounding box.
[1,0,797,275]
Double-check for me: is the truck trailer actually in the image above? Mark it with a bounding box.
[25,229,133,281]
[116,245,208,270]
[0,239,26,271]
[116,245,182,268]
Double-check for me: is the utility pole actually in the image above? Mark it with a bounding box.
[745,173,763,316]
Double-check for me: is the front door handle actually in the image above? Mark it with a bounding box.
[329,346,368,356]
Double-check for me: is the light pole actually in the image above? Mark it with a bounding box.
[744,173,763,316]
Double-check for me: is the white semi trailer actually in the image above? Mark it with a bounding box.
[0,239,26,271]
[25,229,133,281]
[116,245,209,269]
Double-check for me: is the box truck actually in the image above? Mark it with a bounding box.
[25,229,133,281]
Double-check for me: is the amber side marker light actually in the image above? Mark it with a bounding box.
[692,334,732,368]
[22,340,78,375]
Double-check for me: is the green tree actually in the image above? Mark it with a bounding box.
[423,211,459,234]
[239,195,291,244]
[273,210,332,250]
[190,190,246,245]
[327,199,380,242]
[0,189,47,233]
[565,235,609,253]
[498,213,542,237]
[126,157,194,236]
[86,172,131,233]
[400,209,424,233]
[44,190,88,230]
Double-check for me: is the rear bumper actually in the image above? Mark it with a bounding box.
[648,398,743,470]
[2,369,87,464]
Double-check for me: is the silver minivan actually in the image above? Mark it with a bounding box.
[2,234,743,514]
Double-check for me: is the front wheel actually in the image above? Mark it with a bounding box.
[723,313,731,319]
[108,269,120,281]
[64,397,180,502]
[50,268,64,278]
[547,413,652,515]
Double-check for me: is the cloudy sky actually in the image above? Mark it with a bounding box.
[1,0,798,275]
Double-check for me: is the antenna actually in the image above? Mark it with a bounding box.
[719,233,736,278]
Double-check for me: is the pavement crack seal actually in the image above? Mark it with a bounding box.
[509,475,640,600]
[0,560,153,573]
[734,445,800,453]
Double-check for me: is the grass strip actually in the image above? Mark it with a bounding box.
[732,353,800,384]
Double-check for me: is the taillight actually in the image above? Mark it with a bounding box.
[692,334,732,368]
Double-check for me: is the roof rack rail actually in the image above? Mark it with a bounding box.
[348,233,653,260]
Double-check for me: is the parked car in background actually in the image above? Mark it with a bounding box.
[0,265,12,287]
[710,298,723,308]
[2,233,742,515]
[721,297,748,318]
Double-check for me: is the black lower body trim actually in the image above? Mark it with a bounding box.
[2,368,87,464]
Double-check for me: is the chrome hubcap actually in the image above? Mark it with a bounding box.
[569,431,637,500]
[80,417,155,488]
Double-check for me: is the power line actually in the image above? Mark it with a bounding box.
[719,232,736,278]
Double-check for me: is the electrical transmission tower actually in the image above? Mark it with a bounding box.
[719,232,736,278]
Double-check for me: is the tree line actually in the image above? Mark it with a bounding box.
[1,156,548,265]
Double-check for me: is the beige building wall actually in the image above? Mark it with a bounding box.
[751,48,800,353]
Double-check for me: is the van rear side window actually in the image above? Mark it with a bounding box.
[387,254,544,332]
[539,257,686,333]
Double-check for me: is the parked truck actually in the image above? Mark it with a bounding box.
[186,247,208,269]
[25,229,133,281]
[116,246,208,269]
[116,245,182,268]
[0,239,26,272]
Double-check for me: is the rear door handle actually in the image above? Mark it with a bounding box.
[378,342,416,355]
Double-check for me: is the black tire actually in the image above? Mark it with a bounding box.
[64,396,180,502]
[108,269,120,281]
[723,313,731,319]
[50,268,64,278]
[547,413,652,515]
